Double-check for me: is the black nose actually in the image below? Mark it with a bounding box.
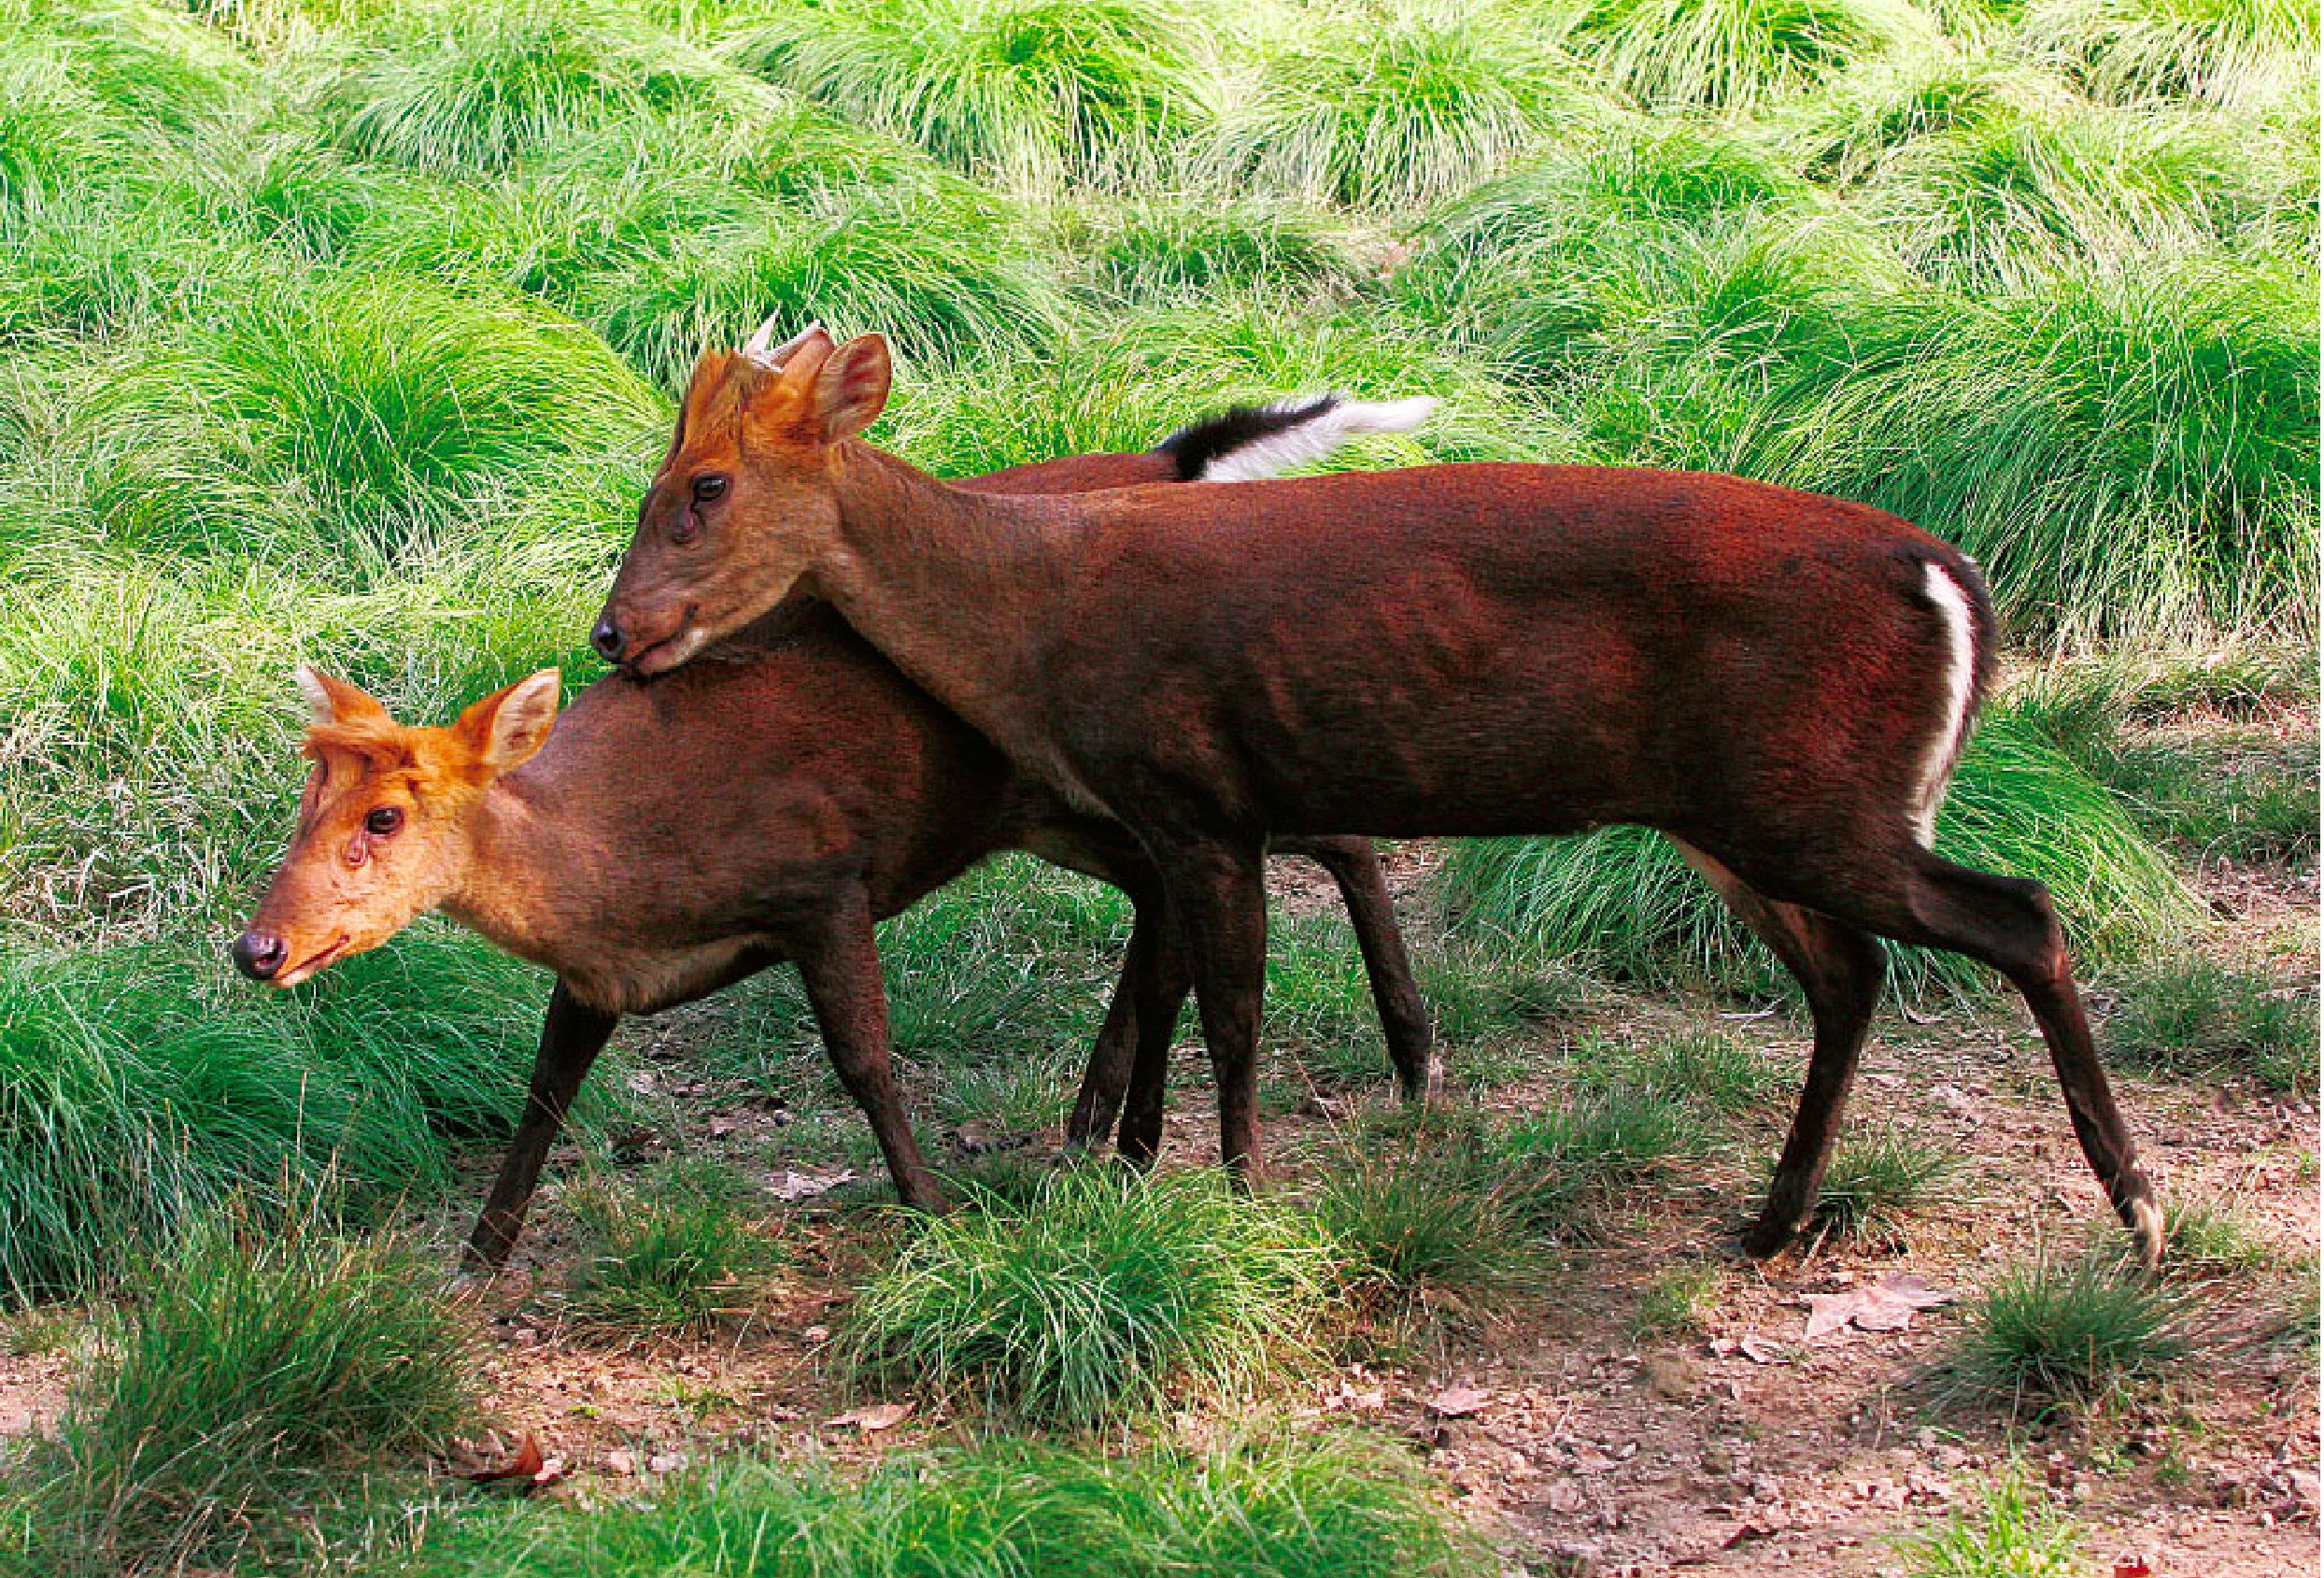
[591,616,623,663]
[232,931,287,981]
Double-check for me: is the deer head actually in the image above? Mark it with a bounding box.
[232,667,561,986]
[592,323,892,675]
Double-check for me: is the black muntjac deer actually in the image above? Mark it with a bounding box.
[234,389,1439,1270]
[591,326,2163,1266]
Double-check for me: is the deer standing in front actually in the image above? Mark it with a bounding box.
[234,389,1439,1269]
[591,328,2163,1265]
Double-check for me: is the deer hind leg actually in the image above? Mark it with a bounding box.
[1673,840,1888,1259]
[1896,853,2161,1266]
[1280,835,1441,1102]
[1116,920,1194,1168]
[1715,838,2161,1269]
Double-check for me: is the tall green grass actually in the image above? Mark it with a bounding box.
[71,274,659,571]
[312,0,740,173]
[2017,0,2320,112]
[0,929,575,1299]
[843,1169,1333,1429]
[1438,705,2201,998]
[387,1432,1486,1578]
[0,1213,475,1575]
[728,0,1211,191]
[1759,259,2317,642]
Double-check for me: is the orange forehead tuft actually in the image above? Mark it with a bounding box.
[303,716,414,772]
[677,351,777,446]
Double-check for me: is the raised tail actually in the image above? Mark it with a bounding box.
[1155,392,1437,483]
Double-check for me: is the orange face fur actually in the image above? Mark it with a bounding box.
[594,327,892,675]
[235,667,561,987]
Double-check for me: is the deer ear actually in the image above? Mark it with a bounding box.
[295,664,390,729]
[453,670,563,777]
[814,334,890,442]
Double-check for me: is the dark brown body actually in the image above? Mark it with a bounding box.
[595,337,2163,1265]
[460,449,1434,1267]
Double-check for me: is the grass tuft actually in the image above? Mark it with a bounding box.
[1957,1249,2189,1405]
[1894,1466,2088,1577]
[314,0,736,174]
[842,1168,1333,1428]
[729,0,1210,192]
[389,1430,1488,1577]
[7,1212,475,1574]
[1809,1127,1963,1244]
[1563,0,1934,111]
[1307,1136,1538,1317]
[1216,7,1565,208]
[560,1159,786,1332]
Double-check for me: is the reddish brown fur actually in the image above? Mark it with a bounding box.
[595,333,2162,1266]
[242,426,1435,1270]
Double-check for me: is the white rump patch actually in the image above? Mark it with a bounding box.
[1913,562,1978,846]
[1198,393,1438,483]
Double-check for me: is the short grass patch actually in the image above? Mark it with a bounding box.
[1955,1249,2189,1409]
[842,1168,1333,1429]
[3,1214,475,1575]
[559,1159,786,1333]
[2161,1191,2278,1280]
[390,1429,1488,1577]
[2102,956,2318,1090]
[1572,1028,1780,1116]
[1631,1260,1723,1340]
[1894,1466,2088,1578]
[1493,1089,1706,1239]
[1808,1126,1963,1245]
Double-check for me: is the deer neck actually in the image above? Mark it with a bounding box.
[439,781,585,973]
[812,442,1090,798]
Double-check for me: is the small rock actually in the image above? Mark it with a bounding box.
[1641,1354,1698,1401]
[603,1449,636,1476]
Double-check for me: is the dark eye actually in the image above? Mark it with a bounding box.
[690,475,728,505]
[365,805,404,837]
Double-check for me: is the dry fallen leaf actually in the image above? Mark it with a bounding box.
[1737,1335,1785,1365]
[462,1431,568,1494]
[771,1168,857,1201]
[1424,1386,1495,1418]
[828,1402,914,1431]
[1803,1274,1955,1341]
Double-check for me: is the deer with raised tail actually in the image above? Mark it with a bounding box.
[592,325,2163,1266]
[234,370,1440,1270]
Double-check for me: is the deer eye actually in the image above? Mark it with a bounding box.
[365,805,404,837]
[690,475,728,505]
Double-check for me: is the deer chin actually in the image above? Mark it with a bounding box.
[272,934,351,988]
[623,618,708,678]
